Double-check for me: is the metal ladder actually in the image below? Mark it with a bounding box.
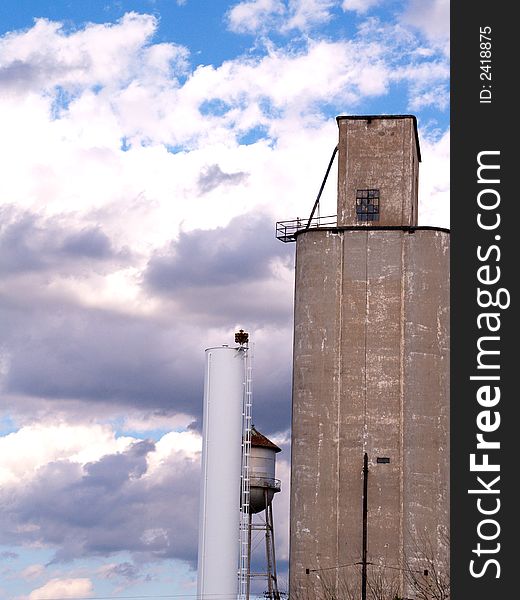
[238,347,252,600]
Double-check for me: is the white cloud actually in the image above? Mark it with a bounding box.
[0,13,448,243]
[0,424,135,485]
[0,13,187,94]
[0,423,202,564]
[180,39,389,118]
[145,430,201,477]
[0,13,448,438]
[356,63,388,95]
[228,0,336,34]
[401,0,449,48]
[342,0,381,13]
[230,0,450,36]
[20,564,45,580]
[27,578,93,599]
[417,129,450,228]
[284,0,337,31]
[0,425,198,486]
[0,26,415,328]
[228,0,286,33]
[3,37,374,265]
[393,61,449,110]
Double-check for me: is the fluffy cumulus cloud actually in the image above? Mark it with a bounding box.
[0,13,188,94]
[0,1,448,596]
[284,0,337,30]
[402,0,450,46]
[0,421,291,595]
[20,564,46,581]
[0,424,135,486]
[27,578,94,599]
[2,6,456,427]
[417,129,450,227]
[227,0,286,33]
[1,425,201,564]
[342,0,381,13]
[227,0,337,33]
[228,0,450,41]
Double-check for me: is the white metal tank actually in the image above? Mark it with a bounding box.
[197,345,246,599]
[249,427,281,514]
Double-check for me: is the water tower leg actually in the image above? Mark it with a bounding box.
[267,502,280,600]
[264,490,280,600]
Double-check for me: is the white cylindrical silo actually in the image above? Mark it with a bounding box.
[197,345,246,599]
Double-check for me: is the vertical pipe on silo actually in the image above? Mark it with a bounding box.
[197,345,246,599]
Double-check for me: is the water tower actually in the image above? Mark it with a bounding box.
[245,427,281,600]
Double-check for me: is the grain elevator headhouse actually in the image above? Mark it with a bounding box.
[278,115,450,599]
[337,116,420,227]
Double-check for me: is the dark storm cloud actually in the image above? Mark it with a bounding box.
[0,210,47,274]
[103,562,142,581]
[145,212,291,291]
[3,305,204,415]
[1,206,294,434]
[0,206,124,275]
[60,227,114,258]
[0,441,200,565]
[83,439,154,487]
[2,298,292,432]
[197,164,248,194]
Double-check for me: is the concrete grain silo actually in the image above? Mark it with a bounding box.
[278,116,450,599]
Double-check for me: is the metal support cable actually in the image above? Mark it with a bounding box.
[306,145,338,229]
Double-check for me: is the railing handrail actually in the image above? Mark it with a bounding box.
[250,476,281,490]
[275,214,338,242]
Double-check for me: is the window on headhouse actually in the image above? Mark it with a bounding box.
[356,189,380,222]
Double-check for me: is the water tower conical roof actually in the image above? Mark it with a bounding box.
[251,427,281,453]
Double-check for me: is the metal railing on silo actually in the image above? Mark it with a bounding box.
[275,214,337,243]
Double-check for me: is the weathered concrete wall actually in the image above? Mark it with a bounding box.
[289,228,449,598]
[402,230,450,595]
[290,231,343,597]
[337,116,420,228]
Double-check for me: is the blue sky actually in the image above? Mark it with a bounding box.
[0,1,449,598]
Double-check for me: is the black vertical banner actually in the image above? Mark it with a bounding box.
[451,2,515,599]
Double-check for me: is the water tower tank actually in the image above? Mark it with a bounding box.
[249,427,281,514]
